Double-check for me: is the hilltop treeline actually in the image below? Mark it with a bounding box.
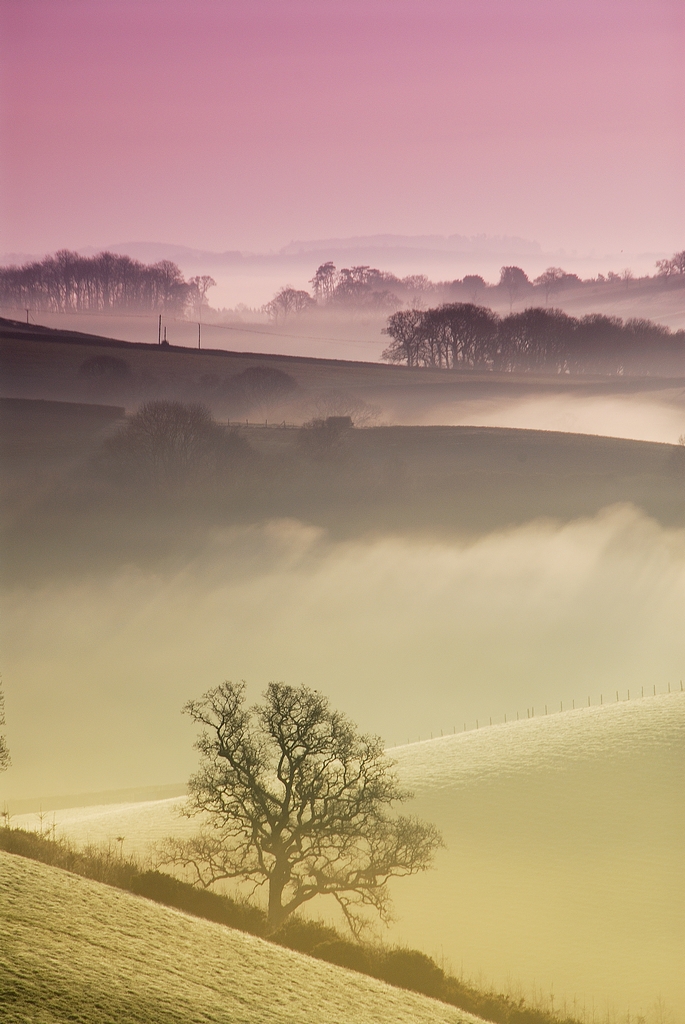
[262,251,685,321]
[0,250,215,315]
[381,304,685,376]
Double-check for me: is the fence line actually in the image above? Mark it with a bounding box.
[393,680,683,747]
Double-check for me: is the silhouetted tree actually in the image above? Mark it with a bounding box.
[264,287,315,322]
[462,275,485,303]
[161,681,442,935]
[438,303,499,368]
[656,250,685,276]
[381,309,425,367]
[534,267,566,305]
[0,251,194,313]
[496,307,574,372]
[382,302,684,375]
[310,263,338,303]
[499,266,531,311]
[188,275,217,317]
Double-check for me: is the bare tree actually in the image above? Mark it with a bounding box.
[264,287,315,322]
[656,251,685,276]
[499,266,530,311]
[188,275,217,317]
[381,309,425,367]
[534,267,566,305]
[310,263,338,303]
[0,251,195,314]
[160,682,442,936]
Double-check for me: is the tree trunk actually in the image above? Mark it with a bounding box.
[266,864,288,933]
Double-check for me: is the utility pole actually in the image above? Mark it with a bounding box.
[25,308,29,324]
[198,322,201,350]
[158,313,162,345]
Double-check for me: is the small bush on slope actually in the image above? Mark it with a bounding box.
[0,828,581,1024]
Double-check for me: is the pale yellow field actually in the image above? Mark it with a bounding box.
[17,692,684,1022]
[0,851,483,1024]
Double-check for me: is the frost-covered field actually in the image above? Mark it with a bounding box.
[0,852,483,1024]
[14,692,685,1021]
[13,797,195,860]
[388,692,685,1022]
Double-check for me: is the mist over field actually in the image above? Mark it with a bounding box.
[2,504,684,801]
[1,2,683,1022]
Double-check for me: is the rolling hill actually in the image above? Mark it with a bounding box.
[0,851,484,1024]
[15,692,684,1021]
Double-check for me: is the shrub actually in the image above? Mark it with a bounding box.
[226,366,297,417]
[379,947,445,996]
[297,416,353,460]
[101,400,251,486]
[311,939,374,974]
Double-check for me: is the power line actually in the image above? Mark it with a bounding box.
[0,305,384,348]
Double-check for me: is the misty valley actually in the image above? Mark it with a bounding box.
[1,304,684,1024]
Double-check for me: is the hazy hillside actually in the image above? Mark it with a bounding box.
[2,317,685,444]
[388,692,685,1021]
[0,851,482,1024]
[15,693,684,1022]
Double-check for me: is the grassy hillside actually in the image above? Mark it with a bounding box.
[2,316,684,424]
[2,394,684,587]
[387,692,685,1021]
[0,850,483,1024]
[18,693,683,1022]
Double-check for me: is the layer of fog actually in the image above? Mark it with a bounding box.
[99,246,679,310]
[7,308,685,444]
[2,504,684,803]
[398,391,685,444]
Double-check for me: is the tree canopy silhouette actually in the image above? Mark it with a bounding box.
[103,400,249,486]
[161,681,442,935]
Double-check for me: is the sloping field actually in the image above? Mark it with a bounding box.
[0,851,483,1024]
[3,318,684,443]
[18,693,684,1021]
[388,692,685,1021]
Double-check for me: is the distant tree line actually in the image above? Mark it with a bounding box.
[265,264,427,320]
[262,250,685,321]
[381,304,685,376]
[0,250,215,316]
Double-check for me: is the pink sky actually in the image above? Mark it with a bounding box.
[1,0,683,258]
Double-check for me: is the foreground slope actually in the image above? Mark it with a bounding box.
[18,693,684,1021]
[0,852,482,1024]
